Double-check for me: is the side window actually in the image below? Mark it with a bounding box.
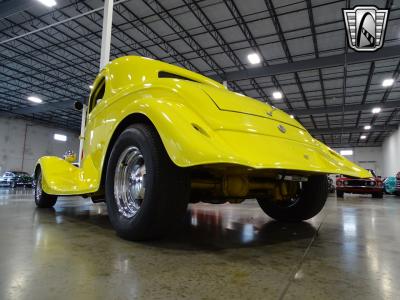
[158,71,199,83]
[88,78,106,113]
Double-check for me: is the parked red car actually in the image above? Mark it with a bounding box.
[336,169,383,199]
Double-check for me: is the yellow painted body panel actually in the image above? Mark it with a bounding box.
[36,56,371,195]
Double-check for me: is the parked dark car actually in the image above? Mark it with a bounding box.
[328,176,336,193]
[336,169,383,198]
[396,172,400,196]
[0,171,33,188]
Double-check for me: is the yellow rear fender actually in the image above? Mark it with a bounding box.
[103,89,371,181]
[101,91,228,173]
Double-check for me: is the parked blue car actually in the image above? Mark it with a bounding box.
[384,176,397,195]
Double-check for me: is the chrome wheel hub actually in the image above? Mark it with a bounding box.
[114,146,146,218]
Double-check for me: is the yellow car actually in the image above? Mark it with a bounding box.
[33,56,370,240]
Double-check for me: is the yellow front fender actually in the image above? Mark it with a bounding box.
[36,156,98,195]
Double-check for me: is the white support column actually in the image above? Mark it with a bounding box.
[79,0,113,166]
[99,0,114,70]
[78,105,87,166]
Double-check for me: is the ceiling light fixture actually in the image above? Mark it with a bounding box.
[37,0,57,7]
[27,96,43,103]
[247,53,261,64]
[272,91,282,99]
[372,107,381,114]
[54,133,67,142]
[382,78,394,87]
[364,125,371,130]
[360,135,367,140]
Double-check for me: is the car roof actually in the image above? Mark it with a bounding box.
[102,56,225,91]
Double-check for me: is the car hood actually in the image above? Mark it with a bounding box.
[200,85,303,130]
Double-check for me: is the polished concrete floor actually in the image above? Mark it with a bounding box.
[0,189,400,300]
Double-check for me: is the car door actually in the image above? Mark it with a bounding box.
[82,72,110,181]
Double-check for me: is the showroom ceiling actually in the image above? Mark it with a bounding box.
[0,0,399,147]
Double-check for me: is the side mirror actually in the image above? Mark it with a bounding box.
[74,101,83,111]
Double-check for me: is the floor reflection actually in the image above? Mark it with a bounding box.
[2,189,400,299]
[156,207,317,250]
[31,196,318,250]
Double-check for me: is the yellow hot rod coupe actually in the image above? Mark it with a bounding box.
[34,56,370,240]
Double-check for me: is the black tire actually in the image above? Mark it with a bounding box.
[336,190,344,198]
[34,169,57,208]
[105,124,190,241]
[372,192,383,199]
[257,175,328,222]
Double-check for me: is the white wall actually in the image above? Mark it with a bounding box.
[382,126,400,177]
[0,117,79,175]
[333,146,383,176]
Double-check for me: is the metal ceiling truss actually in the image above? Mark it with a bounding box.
[224,0,292,108]
[0,0,398,146]
[209,45,400,82]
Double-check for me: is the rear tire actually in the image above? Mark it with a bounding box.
[34,169,57,208]
[105,124,190,241]
[336,190,344,198]
[257,175,328,222]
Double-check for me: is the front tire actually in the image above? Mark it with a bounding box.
[34,169,57,208]
[257,175,328,222]
[372,192,383,199]
[336,190,344,198]
[105,124,190,241]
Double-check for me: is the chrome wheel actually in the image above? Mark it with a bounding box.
[114,146,146,219]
